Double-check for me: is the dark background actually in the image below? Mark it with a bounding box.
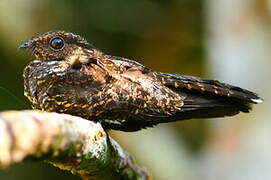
[0,0,269,179]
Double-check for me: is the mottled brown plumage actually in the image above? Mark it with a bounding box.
[19,30,263,131]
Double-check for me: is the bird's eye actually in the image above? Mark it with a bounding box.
[50,38,64,50]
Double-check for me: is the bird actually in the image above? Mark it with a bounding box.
[19,30,263,132]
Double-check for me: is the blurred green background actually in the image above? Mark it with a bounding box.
[0,0,270,179]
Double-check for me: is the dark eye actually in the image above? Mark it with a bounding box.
[50,37,64,50]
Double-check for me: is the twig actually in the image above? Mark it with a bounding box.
[0,110,150,180]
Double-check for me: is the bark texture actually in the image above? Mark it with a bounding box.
[0,110,150,180]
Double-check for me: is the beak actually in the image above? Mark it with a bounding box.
[18,41,32,51]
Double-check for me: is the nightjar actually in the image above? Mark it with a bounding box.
[19,30,263,131]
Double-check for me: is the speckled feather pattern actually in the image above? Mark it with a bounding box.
[21,31,262,131]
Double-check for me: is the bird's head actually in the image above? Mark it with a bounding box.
[19,30,96,61]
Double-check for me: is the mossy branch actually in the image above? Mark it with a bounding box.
[0,110,150,180]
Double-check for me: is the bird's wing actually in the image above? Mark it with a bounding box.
[155,72,262,106]
[148,72,263,122]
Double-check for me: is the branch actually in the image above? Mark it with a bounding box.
[0,110,150,180]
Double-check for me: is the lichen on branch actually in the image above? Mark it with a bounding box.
[0,110,150,180]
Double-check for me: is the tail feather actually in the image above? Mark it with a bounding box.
[155,72,262,115]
